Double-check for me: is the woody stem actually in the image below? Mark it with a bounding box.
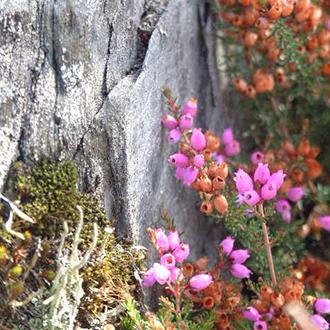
[258,203,277,287]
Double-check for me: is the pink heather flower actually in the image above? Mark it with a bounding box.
[167,231,180,250]
[189,274,213,291]
[182,99,198,117]
[234,169,254,194]
[221,128,234,145]
[160,253,176,270]
[269,170,286,189]
[230,263,252,279]
[311,314,329,330]
[170,267,181,283]
[230,249,250,264]
[190,128,206,151]
[169,153,189,168]
[168,128,181,144]
[175,167,185,181]
[254,163,270,184]
[224,140,241,157]
[254,320,267,330]
[275,199,291,213]
[287,187,304,202]
[182,166,198,186]
[155,229,170,252]
[319,216,330,231]
[281,210,291,224]
[243,190,261,206]
[179,114,193,130]
[315,298,330,314]
[220,236,235,256]
[193,154,205,167]
[251,151,264,165]
[215,154,225,164]
[142,267,156,287]
[243,307,260,321]
[153,263,170,285]
[261,180,278,200]
[172,243,190,262]
[162,114,178,129]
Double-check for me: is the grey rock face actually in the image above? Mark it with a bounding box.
[0,0,226,260]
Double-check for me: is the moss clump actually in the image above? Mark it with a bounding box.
[0,160,143,328]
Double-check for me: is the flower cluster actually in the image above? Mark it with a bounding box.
[234,163,285,206]
[311,298,330,330]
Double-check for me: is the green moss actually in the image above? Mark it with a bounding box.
[0,160,143,328]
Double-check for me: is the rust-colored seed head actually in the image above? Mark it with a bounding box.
[234,78,248,92]
[213,176,226,190]
[297,138,310,156]
[213,195,228,214]
[200,177,213,193]
[203,296,215,309]
[194,256,209,271]
[291,167,304,183]
[306,158,322,179]
[270,292,285,308]
[246,85,256,98]
[215,163,229,178]
[182,263,194,277]
[200,201,213,215]
[260,285,273,302]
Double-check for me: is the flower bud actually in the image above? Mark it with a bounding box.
[261,180,278,200]
[251,151,264,165]
[275,199,291,213]
[160,253,176,270]
[254,320,267,330]
[175,167,185,181]
[243,306,261,321]
[221,128,234,144]
[162,114,178,129]
[169,153,189,168]
[189,274,213,291]
[169,267,181,283]
[167,231,180,250]
[168,128,181,144]
[173,243,190,262]
[230,263,252,279]
[269,170,286,189]
[234,169,254,194]
[182,98,197,117]
[243,190,260,206]
[153,263,170,285]
[224,139,241,157]
[281,210,291,224]
[220,236,235,256]
[182,166,198,186]
[230,249,250,264]
[254,163,270,184]
[315,298,330,314]
[287,187,304,202]
[191,128,206,151]
[142,267,156,287]
[179,114,193,130]
[310,314,329,330]
[319,216,330,231]
[155,228,169,252]
[213,194,228,214]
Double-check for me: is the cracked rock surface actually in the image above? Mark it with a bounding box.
[0,0,228,259]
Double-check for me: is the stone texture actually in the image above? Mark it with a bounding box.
[0,0,227,260]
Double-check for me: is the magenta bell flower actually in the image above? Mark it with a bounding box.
[190,128,206,151]
[243,190,261,206]
[155,229,169,252]
[162,114,178,129]
[175,167,185,181]
[189,274,213,291]
[142,268,156,287]
[168,128,181,144]
[251,151,264,165]
[182,166,198,186]
[172,243,190,262]
[220,236,235,256]
[160,253,176,270]
[275,199,291,213]
[170,267,181,283]
[193,154,205,168]
[281,210,291,224]
[230,249,250,264]
[287,187,304,202]
[234,169,254,194]
[269,170,286,189]
[167,231,180,250]
[230,263,252,279]
[320,216,330,231]
[254,163,270,184]
[169,153,189,168]
[224,139,241,157]
[153,263,170,285]
[215,153,225,164]
[243,307,261,321]
[182,99,198,117]
[222,128,234,145]
[315,298,330,314]
[311,314,329,330]
[261,180,278,200]
[179,114,193,130]
[254,320,267,330]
